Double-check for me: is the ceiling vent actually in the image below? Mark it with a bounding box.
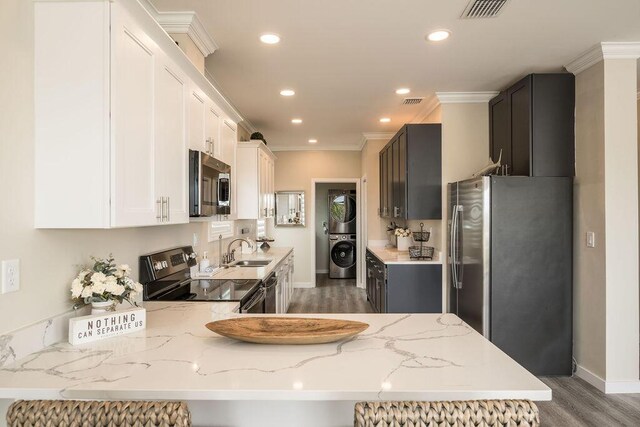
[461,0,509,19]
[402,97,423,105]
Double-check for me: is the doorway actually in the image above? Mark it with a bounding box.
[287,178,370,313]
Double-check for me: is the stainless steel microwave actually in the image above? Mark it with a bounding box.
[189,150,231,217]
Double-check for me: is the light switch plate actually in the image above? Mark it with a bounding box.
[586,232,596,248]
[1,259,20,294]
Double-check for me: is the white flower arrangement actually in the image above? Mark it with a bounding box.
[71,255,142,306]
[394,227,411,238]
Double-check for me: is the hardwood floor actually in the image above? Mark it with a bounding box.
[538,376,640,426]
[287,273,373,313]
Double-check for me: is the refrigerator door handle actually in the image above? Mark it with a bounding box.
[450,204,458,289]
[456,205,464,289]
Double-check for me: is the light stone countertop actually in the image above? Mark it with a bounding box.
[0,302,550,402]
[210,247,293,281]
[367,245,443,265]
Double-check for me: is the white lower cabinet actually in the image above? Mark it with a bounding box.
[275,252,294,314]
[33,0,238,229]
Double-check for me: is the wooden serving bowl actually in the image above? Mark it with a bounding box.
[205,317,369,345]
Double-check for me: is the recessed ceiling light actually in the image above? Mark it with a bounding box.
[291,118,303,124]
[395,88,411,95]
[280,89,295,97]
[427,30,451,42]
[308,139,318,144]
[260,33,281,44]
[379,117,391,123]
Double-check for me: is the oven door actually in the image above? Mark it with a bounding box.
[241,288,266,313]
[189,150,231,217]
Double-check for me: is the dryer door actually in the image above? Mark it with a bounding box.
[329,192,356,234]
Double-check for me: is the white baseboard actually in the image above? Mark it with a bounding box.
[315,269,328,274]
[576,364,640,394]
[575,364,606,393]
[294,282,314,289]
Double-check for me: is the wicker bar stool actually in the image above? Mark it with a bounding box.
[6,400,191,427]
[354,400,539,427]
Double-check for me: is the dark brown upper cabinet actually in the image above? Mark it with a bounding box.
[489,73,575,177]
[379,124,441,220]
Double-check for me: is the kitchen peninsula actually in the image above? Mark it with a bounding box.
[0,303,550,426]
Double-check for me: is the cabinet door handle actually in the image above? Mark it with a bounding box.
[156,198,162,221]
[167,197,170,222]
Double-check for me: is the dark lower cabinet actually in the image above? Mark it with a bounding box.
[366,249,442,313]
[489,73,575,177]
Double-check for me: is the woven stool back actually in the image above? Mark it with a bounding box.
[354,400,540,427]
[6,400,191,427]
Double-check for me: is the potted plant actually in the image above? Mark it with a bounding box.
[71,255,143,314]
[394,228,412,251]
[250,132,267,145]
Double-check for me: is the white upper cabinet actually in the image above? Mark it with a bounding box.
[34,0,242,228]
[111,6,157,227]
[236,141,276,220]
[154,55,189,225]
[188,89,206,153]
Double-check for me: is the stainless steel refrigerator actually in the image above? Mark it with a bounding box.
[448,176,573,376]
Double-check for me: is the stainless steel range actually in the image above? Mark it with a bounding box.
[139,246,264,313]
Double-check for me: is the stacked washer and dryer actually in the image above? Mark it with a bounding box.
[328,189,357,279]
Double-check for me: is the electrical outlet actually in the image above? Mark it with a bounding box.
[192,233,199,248]
[1,259,20,294]
[586,232,596,248]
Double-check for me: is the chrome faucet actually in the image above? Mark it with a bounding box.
[223,238,251,264]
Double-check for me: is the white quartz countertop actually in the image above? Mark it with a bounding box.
[0,302,550,401]
[367,245,443,265]
[210,247,293,281]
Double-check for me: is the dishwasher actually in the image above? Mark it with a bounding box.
[263,273,277,313]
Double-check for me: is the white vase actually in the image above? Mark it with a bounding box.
[397,236,412,251]
[91,300,116,315]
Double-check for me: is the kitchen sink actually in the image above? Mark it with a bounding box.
[230,260,272,267]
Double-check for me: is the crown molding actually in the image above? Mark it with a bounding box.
[436,91,499,103]
[411,95,440,123]
[565,42,640,75]
[140,0,218,57]
[269,145,362,152]
[359,132,395,150]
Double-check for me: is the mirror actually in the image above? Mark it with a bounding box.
[275,191,305,227]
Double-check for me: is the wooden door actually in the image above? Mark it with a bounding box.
[111,7,157,227]
[397,128,407,219]
[380,150,388,217]
[386,144,394,219]
[508,76,532,176]
[154,56,188,224]
[489,92,511,170]
[188,90,206,153]
[205,102,221,157]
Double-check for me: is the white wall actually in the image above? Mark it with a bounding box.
[271,151,361,286]
[0,0,243,336]
[314,183,356,273]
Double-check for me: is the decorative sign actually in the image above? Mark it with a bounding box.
[68,307,146,345]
